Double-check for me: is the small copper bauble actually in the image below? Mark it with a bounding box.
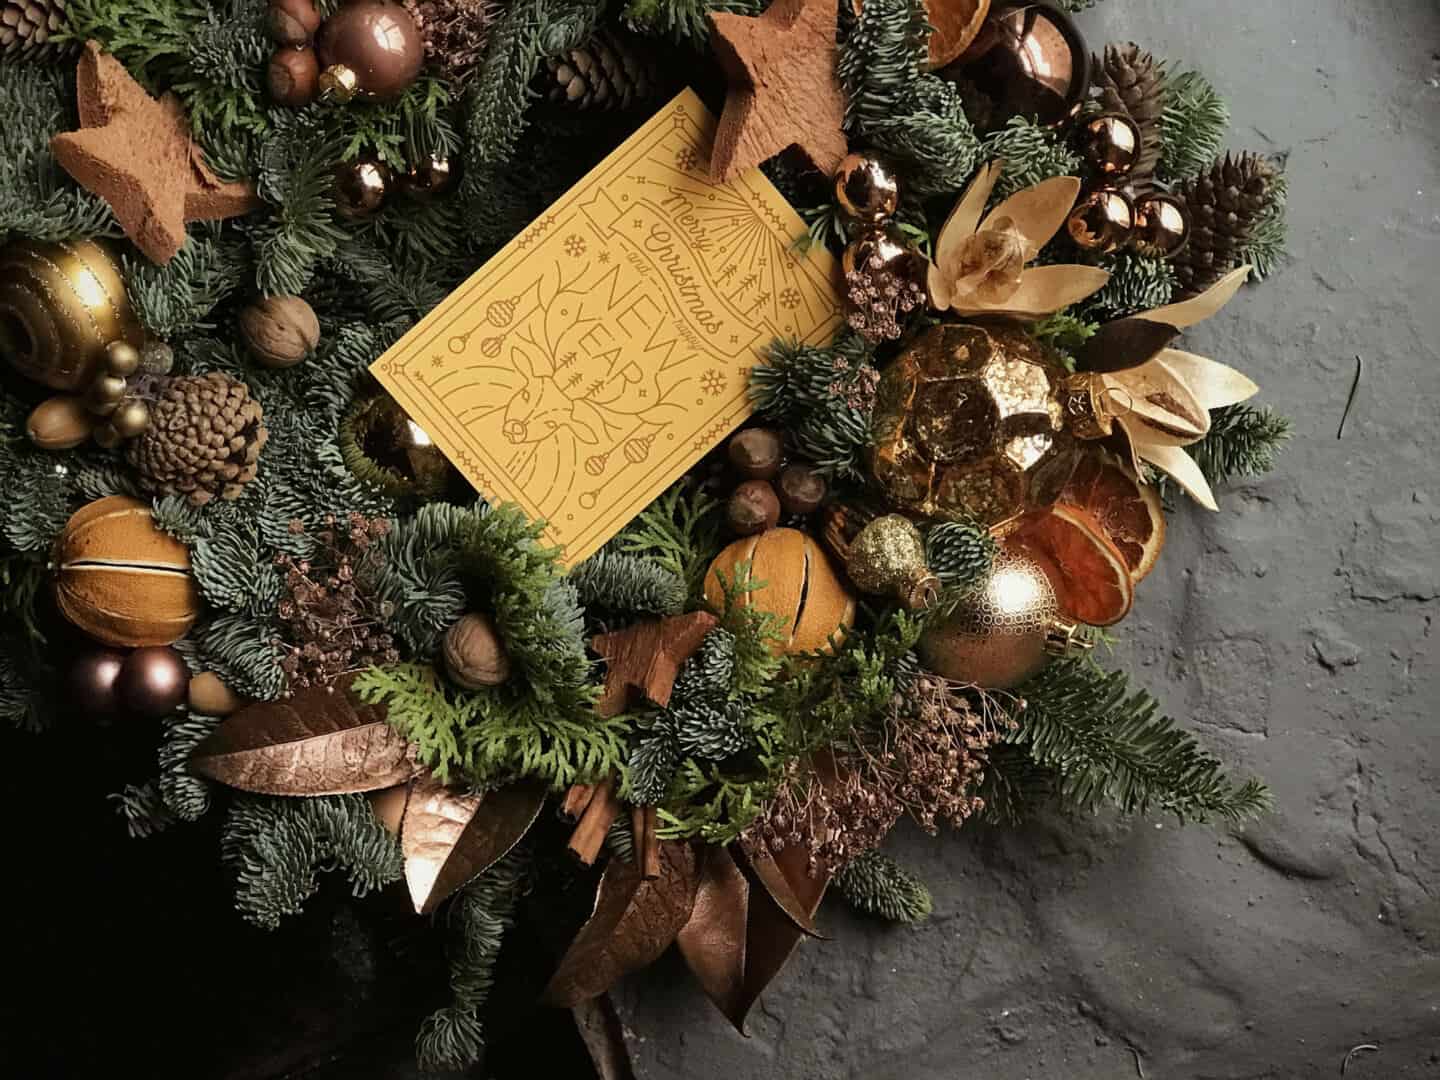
[69,647,128,716]
[317,0,424,102]
[1066,187,1134,254]
[116,645,189,718]
[269,45,321,107]
[917,548,1085,689]
[110,399,151,439]
[396,154,458,202]
[334,158,391,219]
[1131,193,1191,259]
[1080,113,1141,178]
[950,2,1090,128]
[105,340,141,377]
[834,153,900,225]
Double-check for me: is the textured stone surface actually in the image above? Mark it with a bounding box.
[615,1,1440,1077]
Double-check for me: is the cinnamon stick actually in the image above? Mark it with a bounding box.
[638,805,661,881]
[560,782,597,822]
[567,776,620,866]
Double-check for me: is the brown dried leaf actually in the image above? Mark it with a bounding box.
[544,842,700,1007]
[402,774,547,914]
[676,845,749,1023]
[742,846,824,938]
[189,680,412,795]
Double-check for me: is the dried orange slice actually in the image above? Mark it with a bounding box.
[1060,454,1166,584]
[1014,504,1134,626]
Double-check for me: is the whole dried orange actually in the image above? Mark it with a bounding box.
[1014,504,1134,626]
[1060,453,1166,583]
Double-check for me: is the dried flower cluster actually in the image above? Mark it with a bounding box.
[274,514,400,691]
[743,676,1010,876]
[844,248,925,342]
[403,0,501,83]
[826,350,881,412]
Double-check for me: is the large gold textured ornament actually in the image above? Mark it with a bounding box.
[53,495,200,646]
[870,322,1096,529]
[704,528,855,654]
[0,238,142,391]
[917,548,1084,689]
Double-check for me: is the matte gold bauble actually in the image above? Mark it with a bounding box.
[1131,193,1190,259]
[951,2,1090,128]
[869,322,1093,529]
[1066,187,1134,254]
[1080,112,1140,178]
[834,153,900,225]
[917,548,1085,689]
[105,341,141,377]
[334,158,391,219]
[0,239,142,391]
[86,373,128,416]
[703,528,856,655]
[397,154,458,202]
[316,0,424,102]
[110,398,151,439]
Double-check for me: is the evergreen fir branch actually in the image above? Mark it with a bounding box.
[337,77,459,168]
[1011,658,1271,823]
[0,551,49,646]
[865,77,982,197]
[621,0,761,41]
[1030,311,1098,369]
[1158,69,1230,183]
[838,0,928,132]
[975,742,1060,825]
[613,479,723,603]
[157,710,222,821]
[924,519,996,592]
[750,333,876,480]
[835,849,933,923]
[368,501,469,656]
[657,757,777,844]
[124,232,249,339]
[195,610,285,699]
[111,782,178,838]
[1079,254,1176,319]
[982,118,1083,199]
[1242,167,1289,280]
[222,792,405,929]
[569,547,687,619]
[628,723,679,804]
[0,639,47,732]
[1187,405,1292,486]
[250,110,349,296]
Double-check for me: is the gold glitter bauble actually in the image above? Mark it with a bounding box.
[844,513,939,611]
[870,322,1091,529]
[0,239,142,392]
[917,548,1083,689]
[1066,188,1134,254]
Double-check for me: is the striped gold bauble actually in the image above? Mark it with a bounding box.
[0,238,142,392]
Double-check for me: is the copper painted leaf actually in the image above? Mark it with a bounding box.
[402,774,547,914]
[676,845,749,1024]
[543,841,699,1007]
[189,680,412,795]
[743,846,824,938]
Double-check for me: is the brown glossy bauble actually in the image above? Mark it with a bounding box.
[833,153,900,225]
[1066,187,1134,254]
[869,322,1093,529]
[396,154,458,202]
[951,2,1089,128]
[727,479,781,535]
[268,45,321,107]
[116,645,189,717]
[334,158,391,219]
[917,548,1085,689]
[69,648,128,716]
[1131,192,1190,259]
[341,392,453,499]
[1081,112,1141,178]
[317,0,424,102]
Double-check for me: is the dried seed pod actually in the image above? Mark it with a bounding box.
[727,479,781,535]
[26,395,96,449]
[443,612,511,689]
[188,672,246,716]
[777,464,826,515]
[727,427,784,480]
[267,45,320,107]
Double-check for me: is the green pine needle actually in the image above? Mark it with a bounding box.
[1187,405,1292,486]
[835,849,933,923]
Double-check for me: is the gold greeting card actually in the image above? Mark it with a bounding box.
[371,89,842,566]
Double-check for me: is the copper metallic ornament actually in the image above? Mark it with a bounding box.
[116,645,188,717]
[917,547,1086,689]
[268,44,321,107]
[316,0,425,102]
[1080,112,1141,178]
[334,158,391,219]
[1131,192,1191,259]
[1066,187,1134,254]
[396,153,457,201]
[951,2,1090,129]
[68,647,128,715]
[0,238,142,392]
[842,513,940,611]
[869,322,1097,530]
[833,152,900,225]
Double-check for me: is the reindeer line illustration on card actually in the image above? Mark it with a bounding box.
[371,89,843,566]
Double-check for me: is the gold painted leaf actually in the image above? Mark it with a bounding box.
[189,679,413,796]
[402,773,547,914]
[676,845,750,1023]
[543,841,699,1008]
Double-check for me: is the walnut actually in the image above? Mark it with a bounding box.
[442,612,512,689]
[238,295,320,369]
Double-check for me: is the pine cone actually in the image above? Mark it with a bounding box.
[127,373,268,506]
[1092,42,1166,180]
[1172,152,1278,298]
[1,0,69,56]
[537,30,662,111]
[404,0,500,83]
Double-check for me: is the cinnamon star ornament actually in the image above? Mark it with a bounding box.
[707,0,848,182]
[51,42,260,264]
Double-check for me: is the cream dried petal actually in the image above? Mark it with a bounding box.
[978,175,1082,250]
[958,263,1110,319]
[1156,348,1259,410]
[1142,266,1252,328]
[934,160,1003,282]
[1133,436,1220,511]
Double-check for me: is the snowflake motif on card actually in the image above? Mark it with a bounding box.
[699,369,727,397]
[779,287,803,310]
[675,146,699,172]
[563,233,587,258]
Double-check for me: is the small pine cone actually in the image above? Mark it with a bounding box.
[0,0,71,57]
[127,373,268,506]
[1172,152,1278,297]
[1092,42,1166,180]
[537,30,662,111]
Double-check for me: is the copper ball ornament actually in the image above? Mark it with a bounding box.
[69,647,128,716]
[834,153,900,225]
[316,0,424,102]
[1080,112,1141,178]
[116,645,189,717]
[917,548,1084,689]
[397,154,458,202]
[950,2,1090,129]
[334,158,391,219]
[1066,187,1135,254]
[1131,193,1191,258]
[341,392,453,499]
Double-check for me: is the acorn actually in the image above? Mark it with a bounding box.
[27,395,96,449]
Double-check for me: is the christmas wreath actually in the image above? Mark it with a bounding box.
[0,0,1292,1070]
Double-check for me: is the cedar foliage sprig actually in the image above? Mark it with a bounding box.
[611,479,723,604]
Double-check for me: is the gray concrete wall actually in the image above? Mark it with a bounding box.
[616,2,1440,1076]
